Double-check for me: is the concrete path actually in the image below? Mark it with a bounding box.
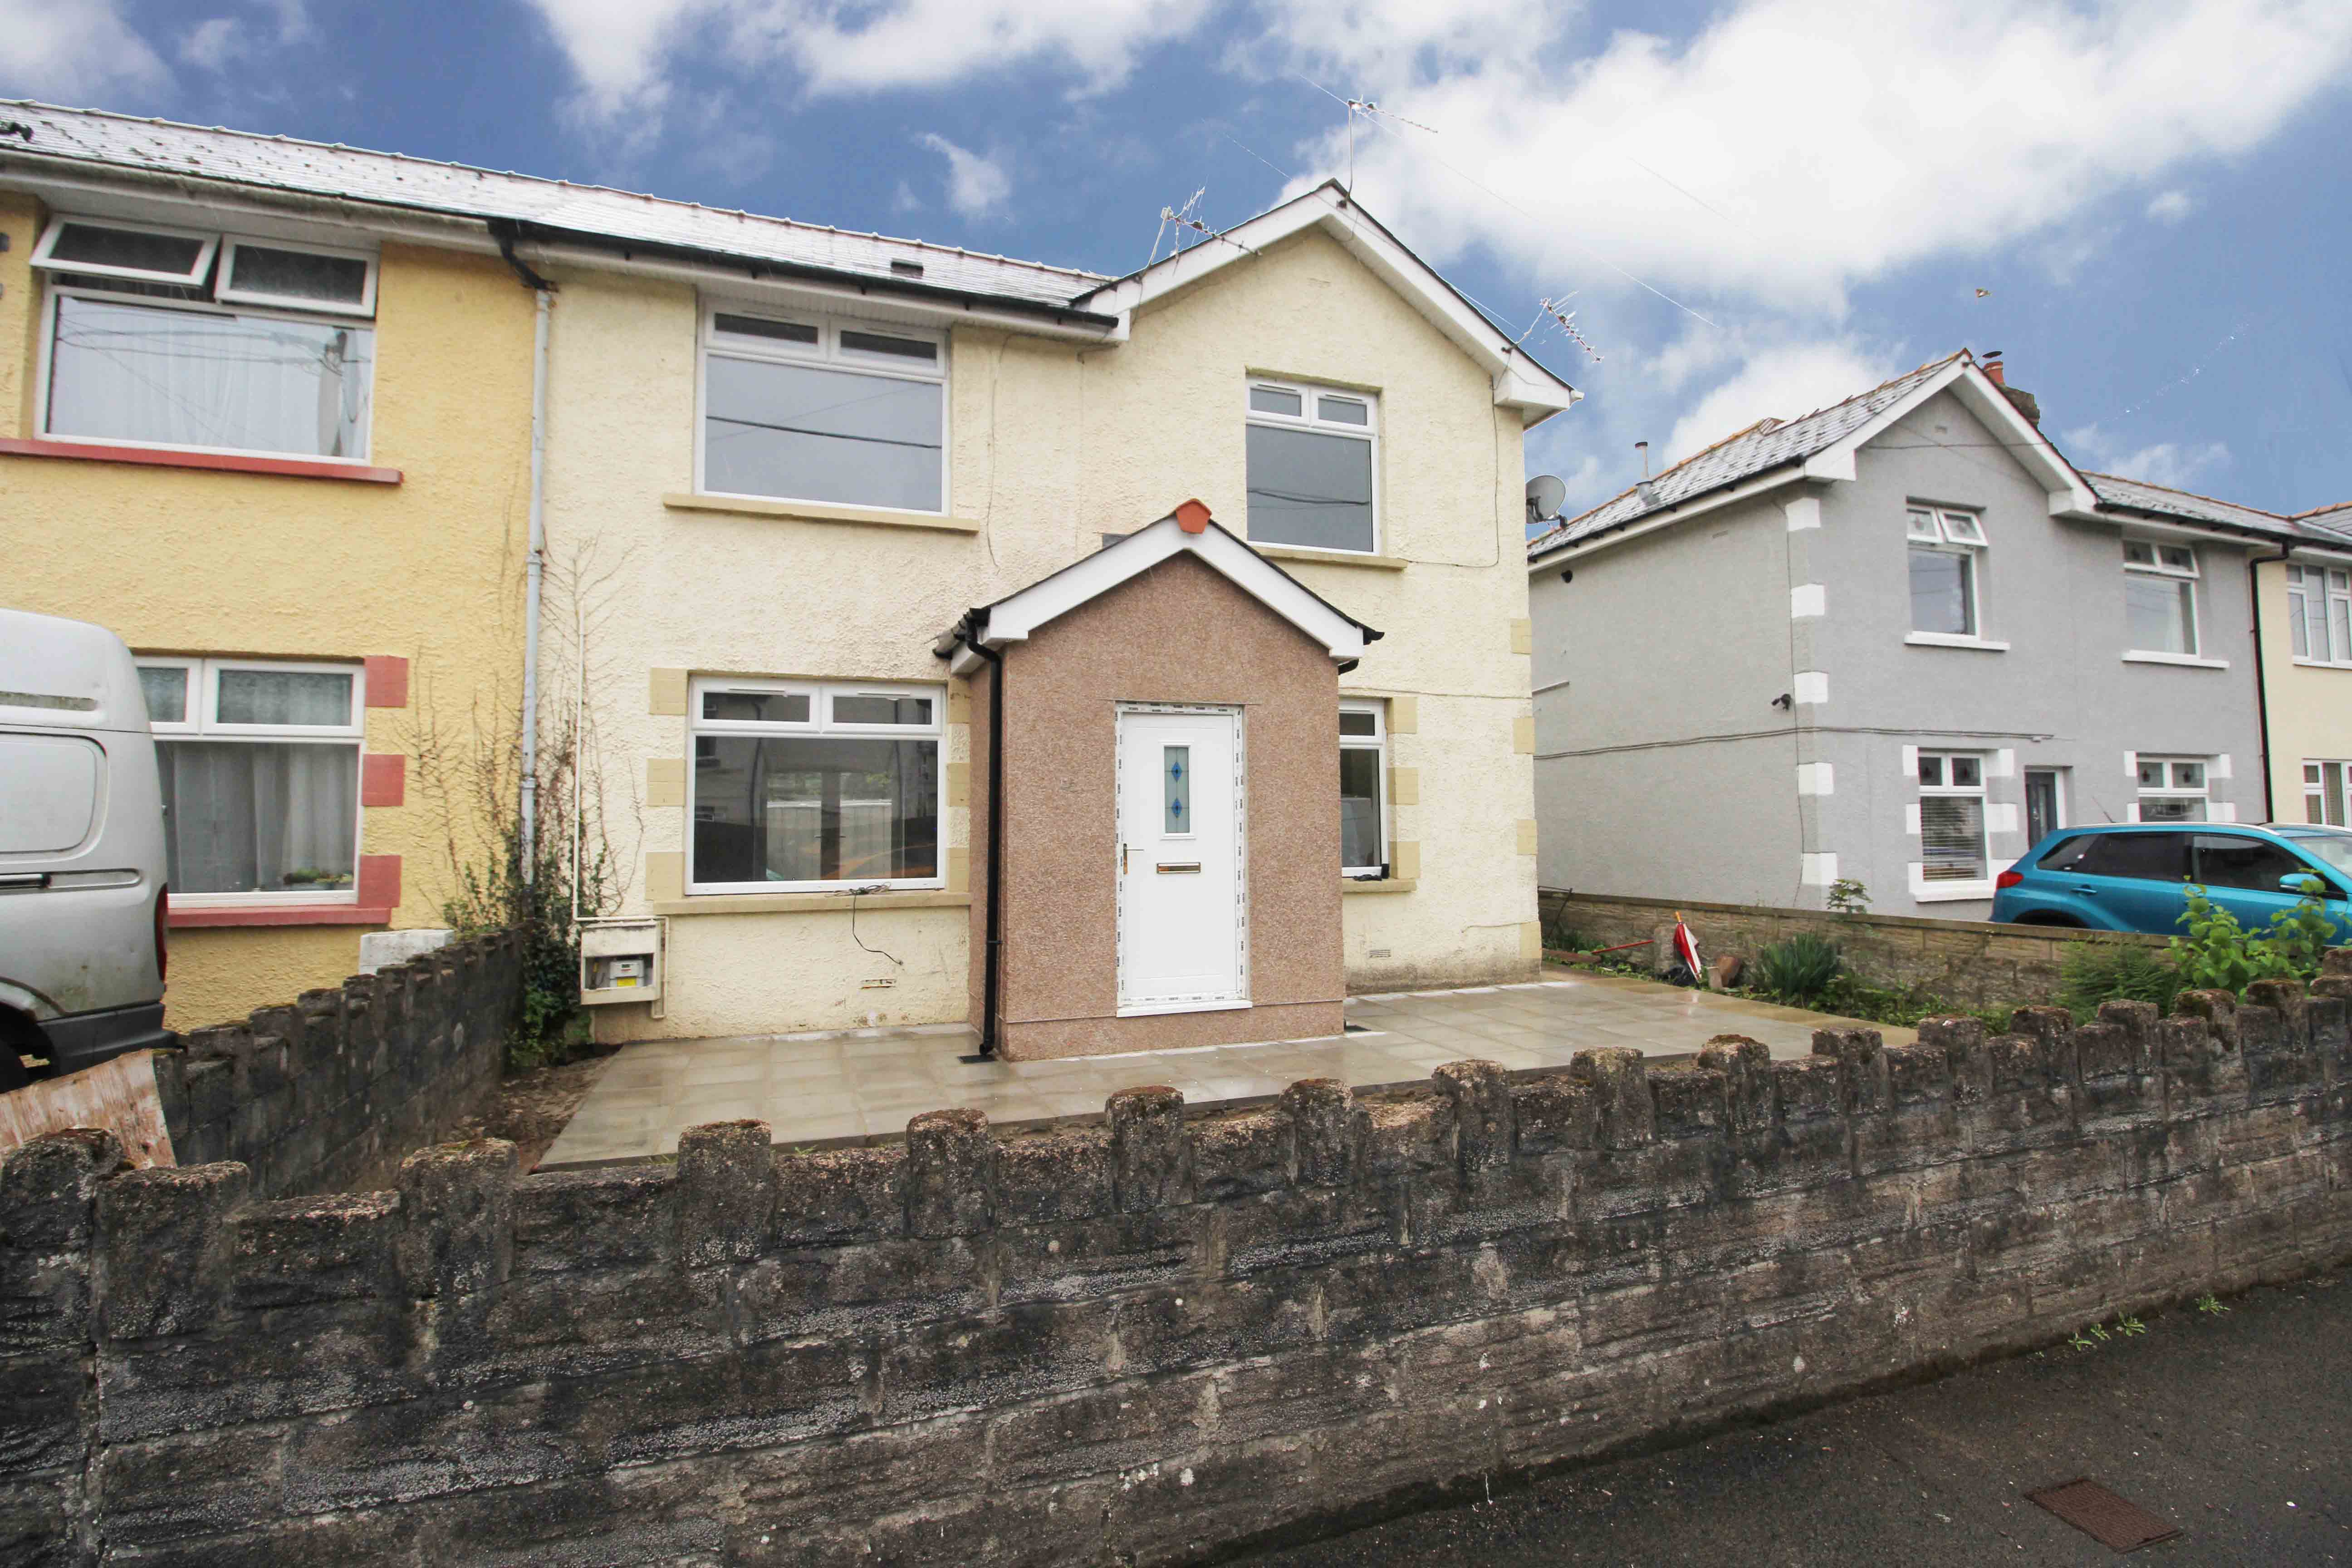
[1246,1267,2352,1566]
[539,969,1913,1168]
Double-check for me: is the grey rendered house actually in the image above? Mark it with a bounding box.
[1527,349,2282,920]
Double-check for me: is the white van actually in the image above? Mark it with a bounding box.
[0,608,173,1088]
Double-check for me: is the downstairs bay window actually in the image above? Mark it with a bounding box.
[687,678,942,892]
[137,658,364,904]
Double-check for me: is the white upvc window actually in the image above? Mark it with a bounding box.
[2123,540,2200,656]
[2287,565,2352,664]
[1915,750,1989,883]
[1906,506,1986,637]
[2136,756,2210,822]
[33,216,378,462]
[695,303,947,514]
[1339,700,1388,877]
[2306,761,2349,827]
[1245,377,1380,554]
[134,657,365,906]
[686,676,945,893]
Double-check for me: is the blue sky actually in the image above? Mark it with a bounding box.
[8,0,2352,519]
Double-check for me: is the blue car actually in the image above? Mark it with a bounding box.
[1992,822,2352,935]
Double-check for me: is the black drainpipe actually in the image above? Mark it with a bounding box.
[2250,543,2293,824]
[939,612,1005,1060]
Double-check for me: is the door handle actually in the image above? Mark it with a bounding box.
[2071,884,2099,895]
[1121,842,1128,874]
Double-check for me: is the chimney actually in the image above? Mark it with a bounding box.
[1981,350,2039,426]
[1636,440,1651,478]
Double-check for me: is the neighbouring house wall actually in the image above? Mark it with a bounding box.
[1812,390,2263,917]
[0,193,538,1029]
[2254,554,2352,825]
[990,553,1345,1058]
[1536,888,2166,1013]
[1529,490,1803,906]
[155,931,522,1198]
[5,970,2347,1564]
[565,224,1541,1044]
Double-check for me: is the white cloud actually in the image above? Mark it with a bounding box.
[0,0,167,99]
[2146,189,2195,224]
[1283,0,2352,314]
[525,0,1210,130]
[2062,424,2231,490]
[921,134,1012,220]
[179,17,245,70]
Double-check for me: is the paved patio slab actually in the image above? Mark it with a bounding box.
[539,970,1915,1168]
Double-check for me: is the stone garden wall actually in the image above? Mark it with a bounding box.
[152,930,522,1200]
[3,967,2348,1566]
[1539,887,2165,1010]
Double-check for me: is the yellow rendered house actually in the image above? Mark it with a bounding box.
[2262,503,2352,827]
[0,108,538,1028]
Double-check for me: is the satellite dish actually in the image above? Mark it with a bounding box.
[1526,474,1568,523]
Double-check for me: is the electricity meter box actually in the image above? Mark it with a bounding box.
[580,918,662,1005]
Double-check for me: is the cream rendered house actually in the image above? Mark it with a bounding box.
[522,182,1578,1053]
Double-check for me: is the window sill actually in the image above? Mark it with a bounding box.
[0,437,401,485]
[650,890,970,916]
[1342,877,1416,895]
[1903,632,2010,651]
[1911,882,1994,903]
[2122,651,2230,669]
[170,905,391,929]
[662,492,979,534]
[1250,543,1409,572]
[2288,658,2352,671]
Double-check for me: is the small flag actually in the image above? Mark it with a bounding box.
[1672,914,1702,983]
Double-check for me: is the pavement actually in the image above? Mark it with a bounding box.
[1247,1267,2352,1567]
[538,969,1913,1167]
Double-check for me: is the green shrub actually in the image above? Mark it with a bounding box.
[1753,933,1842,1005]
[2058,938,2182,1022]
[2165,882,2339,994]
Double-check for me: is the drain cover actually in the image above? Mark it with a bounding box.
[2028,1479,2180,1553]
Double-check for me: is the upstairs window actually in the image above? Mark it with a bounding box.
[1906,507,1985,637]
[1916,750,1988,882]
[687,677,942,893]
[697,306,946,513]
[34,217,377,461]
[1339,701,1388,876]
[137,657,364,905]
[2136,756,2209,822]
[2123,541,2200,656]
[1246,379,1378,554]
[2287,565,2352,663]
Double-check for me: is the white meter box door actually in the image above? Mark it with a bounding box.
[580,918,663,1005]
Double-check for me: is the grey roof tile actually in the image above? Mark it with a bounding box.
[2082,473,2303,540]
[1527,352,1964,556]
[0,101,1109,311]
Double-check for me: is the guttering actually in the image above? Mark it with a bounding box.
[519,286,551,881]
[494,219,1123,339]
[933,610,1005,1060]
[1528,460,1809,570]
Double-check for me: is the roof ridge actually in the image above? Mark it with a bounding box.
[2290,499,2352,520]
[1,98,1113,285]
[2082,470,2289,519]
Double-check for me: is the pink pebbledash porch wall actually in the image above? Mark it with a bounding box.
[966,550,1347,1060]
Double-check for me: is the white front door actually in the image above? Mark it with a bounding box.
[1116,706,1247,1014]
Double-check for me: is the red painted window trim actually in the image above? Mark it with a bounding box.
[362,655,411,709]
[170,905,393,929]
[167,855,402,929]
[0,437,402,485]
[360,753,407,808]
